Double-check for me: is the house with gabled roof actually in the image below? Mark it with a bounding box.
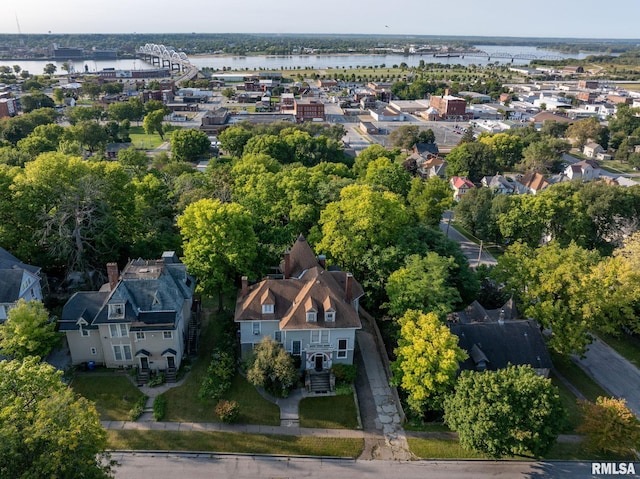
[0,247,43,322]
[450,176,475,201]
[514,171,550,195]
[564,159,601,181]
[58,252,196,380]
[235,235,363,378]
[481,175,516,194]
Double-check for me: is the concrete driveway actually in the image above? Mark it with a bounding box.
[573,337,640,418]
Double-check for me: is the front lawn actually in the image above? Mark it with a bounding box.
[598,333,640,368]
[299,394,359,429]
[128,125,180,149]
[71,374,145,421]
[161,308,279,425]
[550,352,608,402]
[407,437,487,459]
[550,372,582,433]
[107,430,363,458]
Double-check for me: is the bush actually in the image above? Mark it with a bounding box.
[335,384,353,396]
[332,364,357,385]
[199,349,235,400]
[147,372,165,387]
[215,399,240,423]
[128,394,148,421]
[153,395,167,421]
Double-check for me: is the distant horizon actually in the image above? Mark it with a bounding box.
[2,32,639,42]
[2,0,639,40]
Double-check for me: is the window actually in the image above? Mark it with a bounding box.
[113,344,132,361]
[273,331,282,343]
[311,330,329,344]
[252,322,261,336]
[108,303,125,319]
[325,311,335,322]
[262,303,274,314]
[135,331,145,341]
[306,311,317,322]
[337,339,348,359]
[163,331,173,340]
[109,323,128,338]
[80,328,90,337]
[90,347,97,355]
[292,340,301,356]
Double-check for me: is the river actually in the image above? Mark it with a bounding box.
[0,45,599,75]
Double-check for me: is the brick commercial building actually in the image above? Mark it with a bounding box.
[293,98,325,121]
[0,98,17,118]
[428,92,472,120]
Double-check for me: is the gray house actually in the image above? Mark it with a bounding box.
[0,247,43,322]
[235,235,363,377]
[58,252,195,380]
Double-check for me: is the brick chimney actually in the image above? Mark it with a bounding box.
[241,276,248,298]
[345,273,353,302]
[284,250,291,279]
[107,262,119,291]
[318,254,326,269]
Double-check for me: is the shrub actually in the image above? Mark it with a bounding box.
[128,395,148,421]
[215,399,240,423]
[578,396,640,456]
[147,372,165,387]
[247,337,298,398]
[332,364,357,385]
[199,349,235,400]
[335,384,353,396]
[153,395,167,421]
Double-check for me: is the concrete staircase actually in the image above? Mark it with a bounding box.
[165,367,177,383]
[307,371,331,394]
[137,368,150,386]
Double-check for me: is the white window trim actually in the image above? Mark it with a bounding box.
[306,311,317,322]
[163,331,173,340]
[262,303,274,314]
[273,330,282,343]
[291,340,302,356]
[90,347,97,355]
[80,328,90,337]
[109,323,128,338]
[108,303,125,319]
[325,311,335,322]
[252,322,261,336]
[337,339,348,359]
[112,344,132,361]
[135,331,145,341]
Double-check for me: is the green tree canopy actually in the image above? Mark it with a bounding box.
[143,109,166,139]
[407,177,453,228]
[444,365,565,458]
[177,198,257,306]
[386,253,462,318]
[0,356,112,478]
[391,310,467,414]
[20,93,55,113]
[353,144,401,177]
[389,125,420,150]
[363,156,412,197]
[445,142,497,182]
[246,337,298,398]
[0,300,59,360]
[218,125,253,158]
[170,128,211,162]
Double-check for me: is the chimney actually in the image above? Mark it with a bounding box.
[106,262,119,291]
[157,258,165,274]
[241,276,248,298]
[284,250,291,279]
[318,254,326,269]
[444,88,450,97]
[345,273,353,302]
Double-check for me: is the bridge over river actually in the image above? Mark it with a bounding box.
[137,43,198,84]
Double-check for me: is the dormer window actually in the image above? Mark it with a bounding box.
[323,296,336,323]
[262,303,274,314]
[108,303,125,319]
[306,311,317,322]
[325,310,335,322]
[261,288,275,315]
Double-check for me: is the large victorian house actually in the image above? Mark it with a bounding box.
[235,235,363,377]
[58,252,196,381]
[0,247,43,322]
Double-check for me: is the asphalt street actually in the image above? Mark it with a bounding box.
[439,211,498,268]
[111,453,622,479]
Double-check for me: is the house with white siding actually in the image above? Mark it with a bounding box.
[0,247,43,322]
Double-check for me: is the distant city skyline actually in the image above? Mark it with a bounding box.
[2,0,639,39]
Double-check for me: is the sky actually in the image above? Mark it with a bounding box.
[2,0,639,39]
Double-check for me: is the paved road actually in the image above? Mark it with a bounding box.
[573,337,640,418]
[439,211,497,268]
[111,453,615,479]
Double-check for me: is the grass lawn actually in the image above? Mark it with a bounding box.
[598,159,637,175]
[599,333,640,368]
[128,125,180,150]
[407,437,487,459]
[107,430,363,458]
[299,394,359,429]
[71,374,146,421]
[404,422,452,432]
[550,372,582,433]
[161,308,279,425]
[550,352,608,402]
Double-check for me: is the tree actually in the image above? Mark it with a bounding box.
[221,87,235,99]
[43,63,57,75]
[566,117,604,149]
[247,337,298,397]
[170,128,211,162]
[445,142,497,182]
[19,93,55,113]
[81,82,102,100]
[517,138,569,174]
[117,147,149,177]
[363,157,412,197]
[444,365,565,458]
[177,198,257,308]
[353,144,401,177]
[53,88,64,104]
[66,120,108,153]
[218,126,253,158]
[407,177,453,228]
[417,129,436,144]
[577,397,640,457]
[454,186,499,242]
[478,132,524,171]
[389,125,419,150]
[386,254,462,318]
[391,310,467,415]
[0,300,58,360]
[0,356,113,478]
[143,109,166,139]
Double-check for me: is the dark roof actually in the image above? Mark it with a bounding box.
[58,291,110,331]
[413,143,439,155]
[0,270,23,303]
[281,234,321,278]
[135,349,151,357]
[162,348,177,356]
[0,247,40,274]
[449,320,553,372]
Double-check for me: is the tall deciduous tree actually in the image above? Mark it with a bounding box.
[389,125,420,150]
[170,128,211,162]
[218,126,253,158]
[363,157,412,197]
[444,365,565,458]
[386,253,462,318]
[445,142,497,182]
[407,177,452,228]
[143,109,166,139]
[0,357,113,478]
[177,198,257,308]
[0,300,59,360]
[391,310,467,414]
